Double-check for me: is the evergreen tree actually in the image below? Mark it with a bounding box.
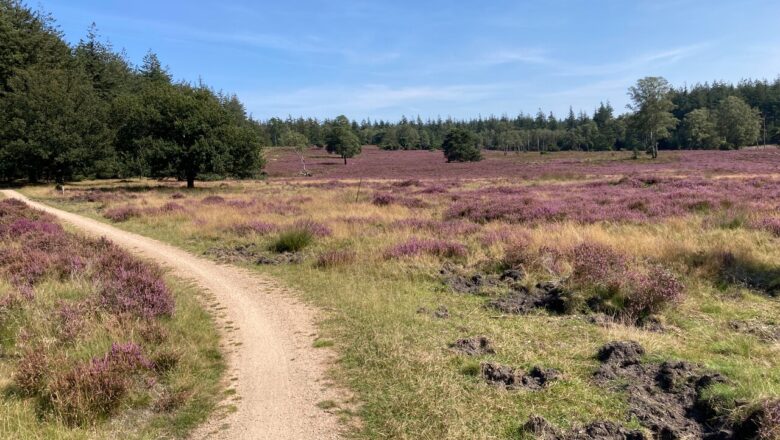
[442,128,481,162]
[325,115,361,164]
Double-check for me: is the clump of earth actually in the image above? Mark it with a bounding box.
[440,264,524,295]
[204,244,301,265]
[449,336,495,356]
[522,341,777,439]
[481,362,560,391]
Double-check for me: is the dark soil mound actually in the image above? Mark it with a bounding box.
[481,362,559,390]
[523,341,774,439]
[522,415,647,439]
[441,264,524,295]
[595,341,732,439]
[205,244,259,262]
[486,282,568,314]
[449,336,494,356]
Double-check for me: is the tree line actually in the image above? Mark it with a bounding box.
[0,1,264,186]
[259,76,776,157]
[1,0,777,184]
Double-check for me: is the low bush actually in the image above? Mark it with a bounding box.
[271,229,314,253]
[292,219,332,237]
[385,238,467,259]
[103,205,141,222]
[48,343,152,426]
[565,241,684,320]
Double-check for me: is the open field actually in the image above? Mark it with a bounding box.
[0,195,224,439]
[264,145,780,180]
[21,148,780,439]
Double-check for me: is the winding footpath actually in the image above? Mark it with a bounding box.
[2,190,342,440]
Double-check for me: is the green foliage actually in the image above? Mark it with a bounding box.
[627,76,679,158]
[0,64,112,183]
[442,128,482,162]
[113,82,263,187]
[271,229,314,253]
[715,96,761,149]
[0,1,263,186]
[325,115,362,164]
[682,108,723,149]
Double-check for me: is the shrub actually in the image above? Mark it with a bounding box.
[501,235,534,268]
[442,128,482,162]
[103,205,140,222]
[623,266,684,318]
[230,221,277,236]
[385,238,467,259]
[200,195,226,205]
[14,350,48,396]
[372,192,396,206]
[569,242,628,286]
[97,250,174,318]
[271,229,314,253]
[566,242,684,319]
[292,219,332,237]
[315,249,356,268]
[156,202,185,214]
[753,217,780,237]
[48,343,151,425]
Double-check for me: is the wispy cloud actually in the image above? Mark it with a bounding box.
[479,48,551,66]
[242,83,506,118]
[557,43,710,76]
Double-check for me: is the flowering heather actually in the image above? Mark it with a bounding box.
[57,302,85,342]
[445,176,780,225]
[390,218,480,236]
[566,242,683,318]
[230,220,278,235]
[200,195,226,205]
[622,266,684,318]
[48,342,152,425]
[372,192,396,206]
[385,238,467,259]
[2,218,63,236]
[103,205,141,222]
[416,184,450,194]
[569,242,629,286]
[292,219,332,237]
[156,202,186,213]
[98,252,174,318]
[266,145,780,180]
[479,228,516,246]
[752,217,780,237]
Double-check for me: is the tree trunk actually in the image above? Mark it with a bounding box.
[343,156,347,165]
[186,172,195,188]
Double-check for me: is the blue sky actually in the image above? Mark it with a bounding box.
[40,0,780,121]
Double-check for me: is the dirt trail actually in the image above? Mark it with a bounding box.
[2,190,342,440]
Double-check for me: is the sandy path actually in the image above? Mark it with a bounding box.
[2,190,342,440]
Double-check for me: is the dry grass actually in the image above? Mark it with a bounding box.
[20,172,780,439]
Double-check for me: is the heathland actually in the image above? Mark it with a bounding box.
[0,196,224,439]
[22,147,780,439]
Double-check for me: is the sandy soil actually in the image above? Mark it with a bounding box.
[2,190,343,440]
